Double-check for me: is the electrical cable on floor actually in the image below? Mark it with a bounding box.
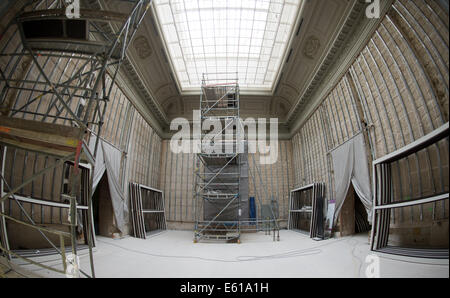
[8,233,447,277]
[96,236,349,263]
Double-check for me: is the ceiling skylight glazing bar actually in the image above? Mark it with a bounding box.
[262,1,285,85]
[169,0,198,85]
[243,0,258,85]
[153,0,301,91]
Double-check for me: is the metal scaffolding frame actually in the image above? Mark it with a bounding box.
[193,73,280,243]
[0,0,151,277]
[288,183,325,240]
[370,122,449,259]
[193,73,243,243]
[129,182,167,239]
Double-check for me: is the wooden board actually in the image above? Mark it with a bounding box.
[0,116,84,159]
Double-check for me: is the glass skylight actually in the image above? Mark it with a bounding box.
[153,0,302,92]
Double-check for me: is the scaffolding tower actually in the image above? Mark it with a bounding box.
[193,73,280,243]
[0,0,151,277]
[193,73,246,243]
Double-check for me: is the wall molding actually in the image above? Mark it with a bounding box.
[288,0,395,137]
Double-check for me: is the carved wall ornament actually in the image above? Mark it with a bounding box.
[303,35,321,59]
[134,36,153,59]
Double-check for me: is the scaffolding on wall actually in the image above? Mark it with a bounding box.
[193,73,280,243]
[0,0,151,277]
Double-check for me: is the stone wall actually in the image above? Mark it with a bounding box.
[291,0,449,242]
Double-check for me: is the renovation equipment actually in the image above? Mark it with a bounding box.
[247,154,281,240]
[0,0,152,278]
[288,183,325,239]
[129,183,167,239]
[193,73,247,243]
[192,75,279,243]
[1,160,91,250]
[371,123,449,259]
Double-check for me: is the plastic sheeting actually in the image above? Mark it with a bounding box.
[331,133,372,225]
[89,136,128,234]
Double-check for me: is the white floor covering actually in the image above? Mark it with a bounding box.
[8,230,449,278]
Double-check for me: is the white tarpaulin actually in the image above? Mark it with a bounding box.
[331,133,372,225]
[89,136,128,234]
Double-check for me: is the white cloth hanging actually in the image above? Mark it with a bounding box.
[331,133,373,225]
[89,136,128,234]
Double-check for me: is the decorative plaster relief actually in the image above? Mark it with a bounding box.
[133,36,153,59]
[303,35,321,59]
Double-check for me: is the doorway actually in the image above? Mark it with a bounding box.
[338,184,370,237]
[92,174,119,237]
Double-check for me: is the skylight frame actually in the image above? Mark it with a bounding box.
[152,0,303,94]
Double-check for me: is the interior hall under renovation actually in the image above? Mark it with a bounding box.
[0,0,448,279]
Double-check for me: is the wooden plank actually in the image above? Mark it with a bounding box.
[0,117,92,161]
[0,136,76,157]
[0,116,81,138]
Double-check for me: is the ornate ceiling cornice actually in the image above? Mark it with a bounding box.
[285,0,366,126]
[120,57,169,126]
[288,0,395,136]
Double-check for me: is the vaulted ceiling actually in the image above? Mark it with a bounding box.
[104,0,367,135]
